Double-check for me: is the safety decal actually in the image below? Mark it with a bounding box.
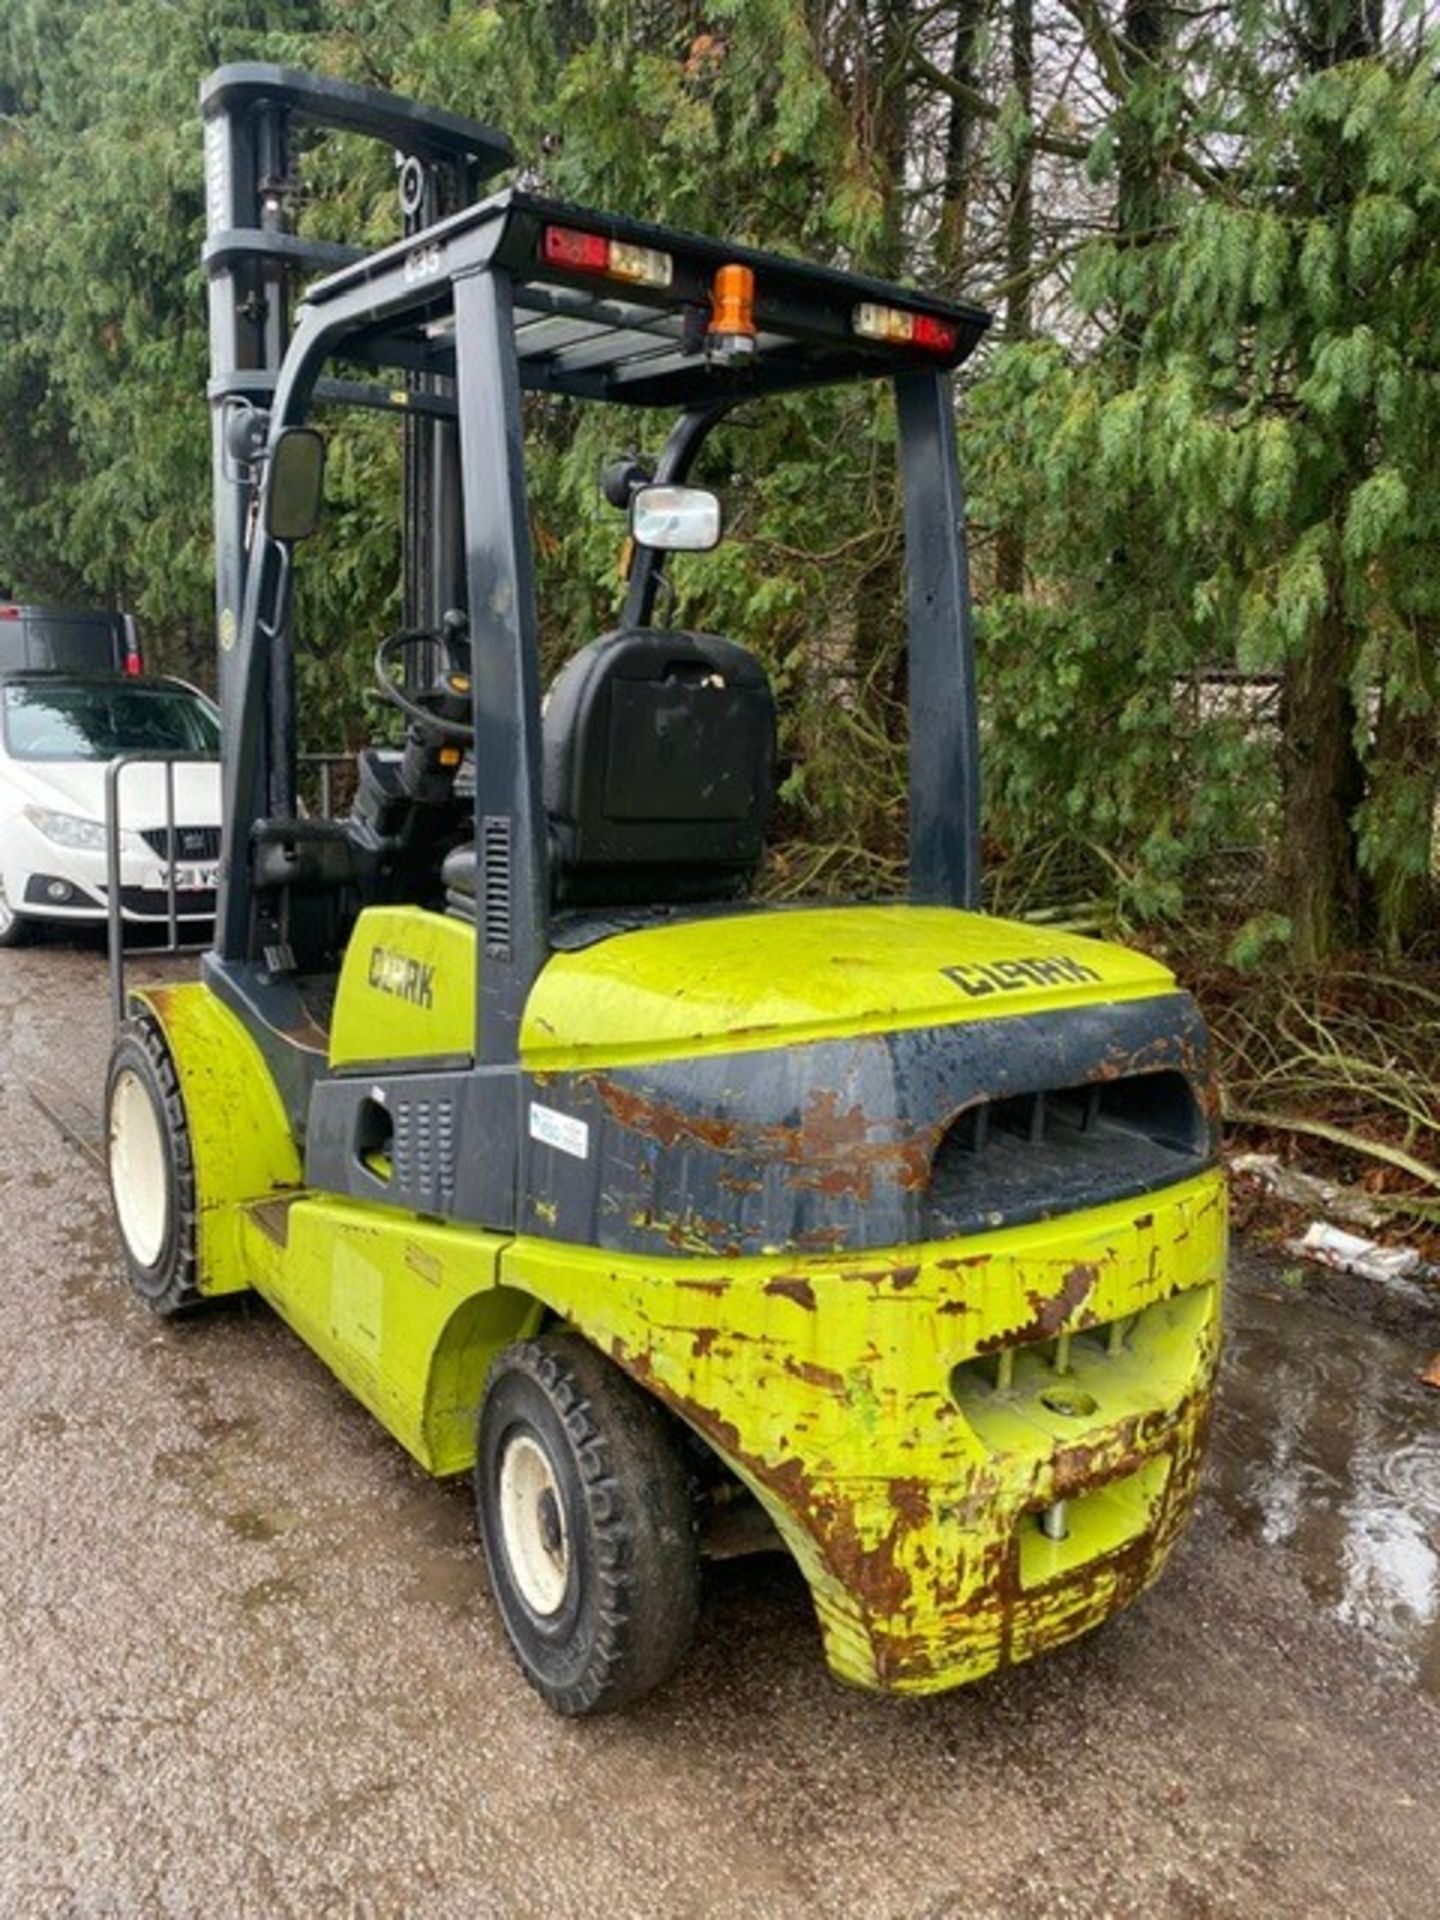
[529,1102,591,1160]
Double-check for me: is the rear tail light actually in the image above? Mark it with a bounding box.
[541,225,672,289]
[0,606,18,620]
[853,302,958,354]
[123,650,143,676]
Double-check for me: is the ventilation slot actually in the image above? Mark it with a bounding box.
[923,1070,1208,1238]
[391,1097,458,1214]
[481,813,513,960]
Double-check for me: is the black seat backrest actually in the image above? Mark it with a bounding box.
[543,628,776,908]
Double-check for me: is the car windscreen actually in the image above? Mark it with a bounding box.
[0,683,220,761]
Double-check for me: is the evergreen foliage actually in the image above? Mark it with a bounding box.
[0,1,1434,956]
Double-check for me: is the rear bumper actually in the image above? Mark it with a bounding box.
[815,1276,1220,1692]
[506,1166,1226,1695]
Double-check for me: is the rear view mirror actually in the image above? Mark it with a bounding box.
[264,427,326,542]
[629,484,721,552]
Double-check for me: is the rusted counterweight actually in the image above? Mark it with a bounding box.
[518,992,1217,1260]
[506,1169,1226,1695]
[501,940,1227,1693]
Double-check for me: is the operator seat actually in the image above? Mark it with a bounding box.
[443,628,776,915]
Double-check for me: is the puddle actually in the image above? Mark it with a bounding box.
[238,1575,306,1615]
[20,1409,67,1441]
[1210,1270,1440,1702]
[222,1505,302,1543]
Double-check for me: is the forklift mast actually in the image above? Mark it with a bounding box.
[199,64,513,815]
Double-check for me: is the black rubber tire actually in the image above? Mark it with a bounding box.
[104,1015,203,1316]
[475,1332,701,1715]
[0,876,29,947]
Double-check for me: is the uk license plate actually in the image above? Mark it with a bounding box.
[174,863,219,892]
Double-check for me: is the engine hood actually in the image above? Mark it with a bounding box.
[522,904,1176,1071]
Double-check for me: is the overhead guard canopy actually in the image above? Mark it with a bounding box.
[300,190,991,409]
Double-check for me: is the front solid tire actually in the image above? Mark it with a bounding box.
[105,1015,202,1316]
[475,1333,701,1716]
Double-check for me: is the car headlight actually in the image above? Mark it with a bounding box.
[21,806,146,854]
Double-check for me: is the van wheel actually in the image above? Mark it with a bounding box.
[0,876,28,947]
[105,1016,202,1316]
[475,1333,701,1715]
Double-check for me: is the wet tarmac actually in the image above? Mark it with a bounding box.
[2,941,1438,1918]
[1213,1280,1440,1704]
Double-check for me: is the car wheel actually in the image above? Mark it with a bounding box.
[104,1015,202,1315]
[0,873,29,947]
[476,1333,701,1715]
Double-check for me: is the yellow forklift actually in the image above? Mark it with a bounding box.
[104,65,1225,1714]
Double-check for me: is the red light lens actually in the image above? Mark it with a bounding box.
[912,314,958,354]
[0,606,18,620]
[541,225,611,274]
[123,651,143,676]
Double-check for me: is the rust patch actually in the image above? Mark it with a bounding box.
[889,1477,930,1529]
[976,1262,1099,1353]
[764,1274,817,1312]
[588,1078,739,1152]
[588,1071,938,1211]
[821,1504,913,1618]
[793,1087,870,1159]
[612,1348,913,1619]
[793,1224,849,1253]
[783,1356,847,1394]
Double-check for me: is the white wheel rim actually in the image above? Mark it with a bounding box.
[499,1430,571,1616]
[0,876,13,936]
[109,1067,170,1268]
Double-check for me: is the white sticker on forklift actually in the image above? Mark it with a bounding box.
[529,1102,590,1160]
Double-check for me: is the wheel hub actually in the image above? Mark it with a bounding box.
[108,1067,170,1268]
[498,1430,571,1616]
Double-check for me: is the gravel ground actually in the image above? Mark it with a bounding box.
[1,940,1437,1920]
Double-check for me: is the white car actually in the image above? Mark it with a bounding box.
[0,671,222,947]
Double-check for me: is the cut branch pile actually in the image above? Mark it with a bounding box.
[1186,960,1440,1228]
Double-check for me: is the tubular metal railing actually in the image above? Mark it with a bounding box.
[105,748,359,1022]
[105,751,218,1026]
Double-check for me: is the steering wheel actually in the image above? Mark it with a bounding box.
[373,614,475,743]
